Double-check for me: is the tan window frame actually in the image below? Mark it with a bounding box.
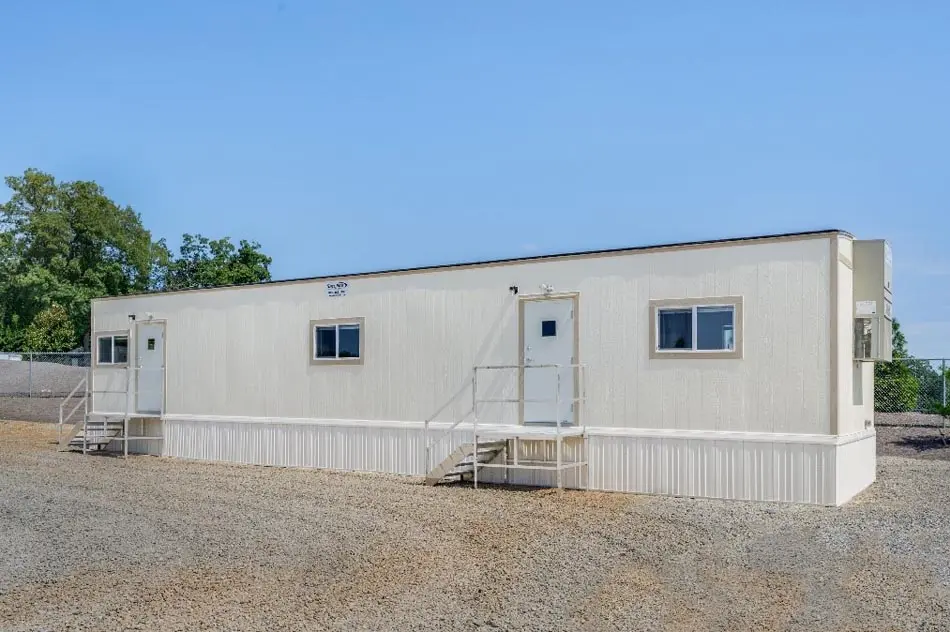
[310,317,365,365]
[94,330,130,368]
[649,296,743,360]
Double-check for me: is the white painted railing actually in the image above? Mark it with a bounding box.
[423,363,589,487]
[423,370,476,473]
[57,370,89,447]
[66,365,166,456]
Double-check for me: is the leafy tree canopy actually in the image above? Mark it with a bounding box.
[890,318,910,359]
[22,303,74,352]
[0,169,273,351]
[160,233,271,291]
[873,319,948,413]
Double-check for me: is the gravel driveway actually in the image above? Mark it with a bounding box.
[876,412,949,461]
[1,421,948,632]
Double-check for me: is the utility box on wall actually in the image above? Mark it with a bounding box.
[853,239,893,361]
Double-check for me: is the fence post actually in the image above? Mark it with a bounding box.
[28,353,33,398]
[942,359,947,407]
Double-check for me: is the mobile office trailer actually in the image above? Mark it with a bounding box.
[82,229,890,505]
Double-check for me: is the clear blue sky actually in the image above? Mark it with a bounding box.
[1,1,948,356]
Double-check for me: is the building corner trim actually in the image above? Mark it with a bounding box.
[830,236,839,435]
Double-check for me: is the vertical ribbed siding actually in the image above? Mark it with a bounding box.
[155,420,846,505]
[164,420,472,476]
[93,236,833,437]
[586,435,837,504]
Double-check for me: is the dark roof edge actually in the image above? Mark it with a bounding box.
[94,228,850,302]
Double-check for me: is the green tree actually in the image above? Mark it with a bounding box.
[890,318,909,359]
[0,231,22,348]
[1,168,275,350]
[22,303,75,352]
[874,319,920,412]
[906,358,945,411]
[162,233,272,290]
[0,169,161,348]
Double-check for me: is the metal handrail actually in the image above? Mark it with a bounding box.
[423,370,476,472]
[473,397,588,403]
[471,363,588,489]
[63,364,166,455]
[471,363,588,409]
[476,363,564,370]
[128,365,167,419]
[423,363,588,474]
[58,371,89,444]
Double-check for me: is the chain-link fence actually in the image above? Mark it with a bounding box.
[875,358,948,415]
[0,352,90,422]
[0,352,91,398]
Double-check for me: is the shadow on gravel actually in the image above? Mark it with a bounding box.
[894,435,949,453]
[430,480,570,494]
[875,421,943,428]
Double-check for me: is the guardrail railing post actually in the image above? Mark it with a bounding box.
[943,359,947,407]
[126,366,133,418]
[28,352,33,398]
[424,422,430,475]
[472,369,478,490]
[555,365,562,490]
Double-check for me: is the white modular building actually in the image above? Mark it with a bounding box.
[74,229,892,505]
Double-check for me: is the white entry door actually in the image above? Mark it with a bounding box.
[136,323,165,414]
[522,298,576,425]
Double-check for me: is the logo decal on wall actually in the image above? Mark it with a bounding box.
[326,281,349,297]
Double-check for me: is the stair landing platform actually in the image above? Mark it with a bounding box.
[473,424,585,439]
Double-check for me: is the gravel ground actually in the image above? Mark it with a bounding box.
[0,396,85,424]
[876,412,950,462]
[1,422,948,631]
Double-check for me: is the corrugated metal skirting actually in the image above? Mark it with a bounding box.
[153,419,873,505]
[164,420,470,476]
[585,435,839,504]
[480,434,841,504]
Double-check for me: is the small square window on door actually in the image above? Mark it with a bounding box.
[147,338,155,351]
[541,320,557,337]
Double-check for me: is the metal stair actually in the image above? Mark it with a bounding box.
[60,414,126,452]
[425,440,507,485]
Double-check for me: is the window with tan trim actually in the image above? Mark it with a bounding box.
[310,317,364,365]
[649,297,743,359]
[95,332,129,366]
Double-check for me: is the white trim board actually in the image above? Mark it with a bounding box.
[589,426,874,446]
